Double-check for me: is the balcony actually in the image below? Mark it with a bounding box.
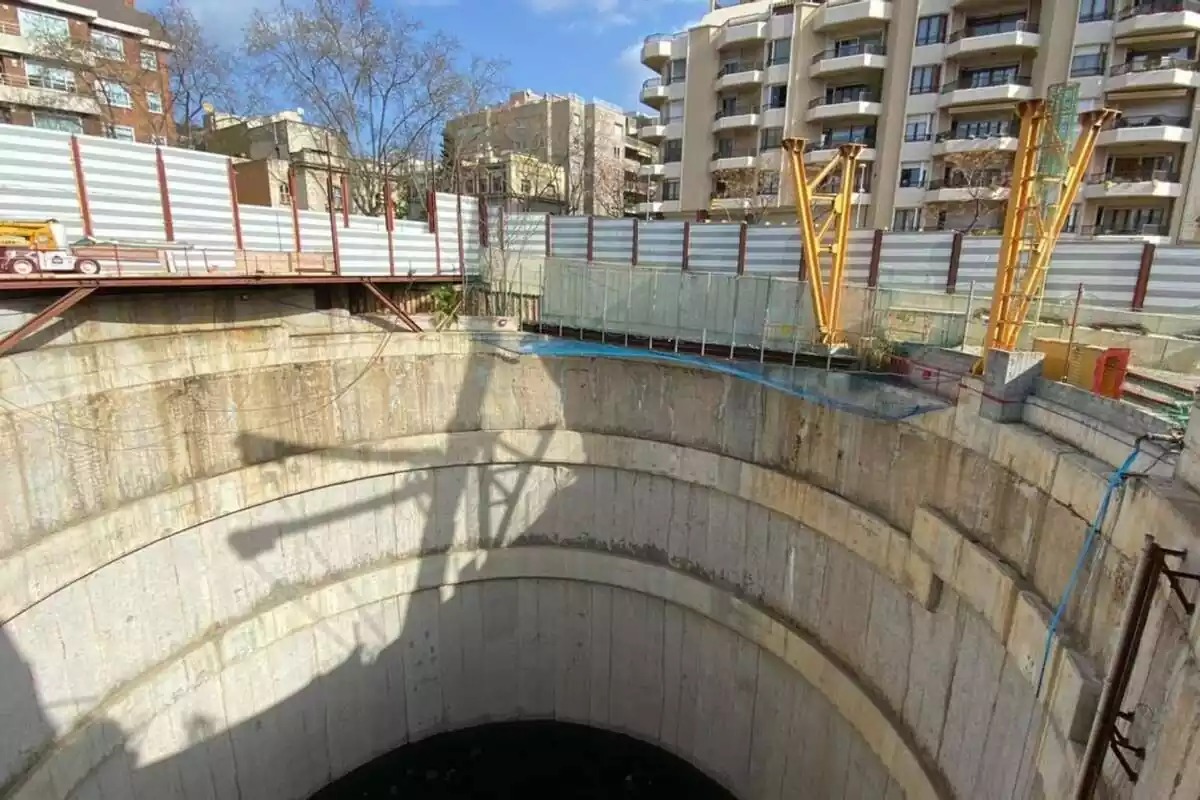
[0,74,102,115]
[1114,1,1200,37]
[0,19,34,56]
[1097,115,1192,146]
[1077,223,1169,238]
[715,61,765,91]
[639,163,667,178]
[945,20,1040,59]
[713,104,761,132]
[932,129,1020,155]
[813,0,892,33]
[710,147,759,171]
[939,74,1033,106]
[803,139,877,162]
[805,90,882,122]
[641,34,673,68]
[638,122,668,142]
[1106,57,1200,91]
[640,77,668,108]
[635,200,681,215]
[716,13,768,48]
[809,43,887,77]
[1081,170,1183,198]
[925,176,1011,203]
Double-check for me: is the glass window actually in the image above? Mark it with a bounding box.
[140,49,158,71]
[146,91,163,113]
[106,124,135,141]
[91,30,125,60]
[32,112,83,134]
[898,162,927,188]
[1070,44,1106,77]
[909,65,940,94]
[25,61,74,92]
[904,114,931,141]
[17,9,69,41]
[1079,0,1112,23]
[664,100,684,123]
[768,37,790,66]
[915,14,947,46]
[760,127,783,150]
[893,208,920,232]
[663,139,682,162]
[662,179,680,201]
[97,80,132,108]
[822,125,874,146]
[765,84,787,109]
[668,59,686,83]
[826,84,870,103]
[962,65,1018,87]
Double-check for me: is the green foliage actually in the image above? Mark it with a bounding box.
[430,284,460,328]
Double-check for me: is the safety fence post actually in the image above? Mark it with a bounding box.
[1131,241,1156,311]
[946,230,964,294]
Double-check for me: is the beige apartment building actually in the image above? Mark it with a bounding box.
[638,0,1200,242]
[446,90,659,217]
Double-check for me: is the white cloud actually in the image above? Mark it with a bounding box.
[527,0,702,30]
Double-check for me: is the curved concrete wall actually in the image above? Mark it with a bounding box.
[2,290,1199,800]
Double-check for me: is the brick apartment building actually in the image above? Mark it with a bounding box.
[0,0,174,144]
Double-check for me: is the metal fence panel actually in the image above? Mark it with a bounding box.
[592,218,634,264]
[877,232,954,290]
[844,230,874,285]
[0,127,84,240]
[393,219,439,275]
[338,217,390,275]
[687,223,741,272]
[1045,240,1143,307]
[1144,245,1200,313]
[238,206,296,252]
[549,216,588,259]
[504,212,545,258]
[744,225,800,275]
[161,147,237,252]
[298,210,334,253]
[955,236,1001,294]
[638,220,685,267]
[78,137,164,244]
[436,192,463,274]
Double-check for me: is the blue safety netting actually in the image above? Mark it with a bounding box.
[474,333,949,421]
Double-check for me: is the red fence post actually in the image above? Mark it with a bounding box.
[384,178,396,277]
[545,213,551,257]
[429,190,442,274]
[1131,241,1156,311]
[631,218,639,266]
[327,174,341,274]
[736,221,748,275]
[340,174,350,228]
[945,230,963,294]
[867,228,883,288]
[288,166,301,252]
[681,220,691,271]
[586,216,595,262]
[227,159,244,250]
[69,135,93,237]
[154,147,174,242]
[456,193,465,274]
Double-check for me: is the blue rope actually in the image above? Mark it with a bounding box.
[1034,443,1144,697]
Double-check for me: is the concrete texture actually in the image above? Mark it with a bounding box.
[2,288,1200,800]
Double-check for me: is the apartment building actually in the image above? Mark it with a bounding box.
[638,0,1200,242]
[445,90,662,217]
[0,0,173,143]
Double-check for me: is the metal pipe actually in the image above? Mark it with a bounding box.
[1065,282,1084,373]
[1072,536,1159,799]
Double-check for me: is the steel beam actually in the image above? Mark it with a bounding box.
[0,275,455,290]
[0,287,95,357]
[362,280,423,333]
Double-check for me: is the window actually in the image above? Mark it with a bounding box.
[953,117,1013,139]
[32,112,83,134]
[140,49,158,71]
[760,172,780,195]
[1070,45,1106,77]
[279,182,292,206]
[915,14,947,46]
[768,37,790,66]
[821,125,874,146]
[826,84,870,104]
[893,208,920,232]
[1078,0,1112,23]
[765,84,787,109]
[97,81,132,108]
[664,99,684,123]
[962,65,1019,88]
[17,9,69,42]
[1063,204,1080,233]
[898,162,927,188]
[662,179,680,201]
[760,127,783,151]
[106,124,135,141]
[668,58,686,84]
[909,65,940,94]
[25,61,74,92]
[904,114,931,142]
[91,30,125,60]
[146,90,163,114]
[663,139,682,163]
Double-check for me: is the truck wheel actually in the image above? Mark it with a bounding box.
[75,259,101,275]
[9,258,35,275]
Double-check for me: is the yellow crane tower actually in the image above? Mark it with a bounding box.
[980,95,1119,369]
[781,138,863,346]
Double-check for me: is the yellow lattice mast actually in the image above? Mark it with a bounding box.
[781,139,862,346]
[980,92,1119,369]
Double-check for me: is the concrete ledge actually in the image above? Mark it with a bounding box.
[11,548,949,800]
[2,430,939,625]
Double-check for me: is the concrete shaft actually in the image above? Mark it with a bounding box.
[1,289,1199,800]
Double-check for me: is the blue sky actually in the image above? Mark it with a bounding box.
[165,0,708,112]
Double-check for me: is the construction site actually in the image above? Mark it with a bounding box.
[1,88,1200,800]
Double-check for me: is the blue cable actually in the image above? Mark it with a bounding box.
[1034,442,1144,697]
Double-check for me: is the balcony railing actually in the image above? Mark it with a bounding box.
[927,175,1012,190]
[1117,0,1200,20]
[1085,169,1180,183]
[1080,223,1168,235]
[947,19,1038,42]
[807,89,877,107]
[715,104,761,119]
[1109,57,1197,75]
[642,77,662,88]
[1112,114,1191,128]
[0,72,76,93]
[935,126,1015,141]
[0,20,19,35]
[722,12,767,27]
[810,42,886,63]
[904,131,933,142]
[1079,10,1114,21]
[940,74,1032,93]
[718,61,765,76]
[804,136,876,151]
[712,146,760,161]
[643,33,673,43]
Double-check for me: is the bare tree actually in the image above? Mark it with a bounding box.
[710,166,778,222]
[245,0,505,216]
[935,149,1012,233]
